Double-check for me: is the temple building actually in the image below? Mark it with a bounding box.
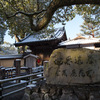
[14,27,67,64]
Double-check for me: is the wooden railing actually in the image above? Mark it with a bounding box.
[0,67,30,79]
[0,70,44,100]
[0,64,44,79]
[0,59,44,100]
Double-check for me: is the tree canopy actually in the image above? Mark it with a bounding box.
[76,4,100,38]
[0,15,6,44]
[80,20,100,37]
[0,0,100,36]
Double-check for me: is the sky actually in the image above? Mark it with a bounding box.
[4,15,84,44]
[55,15,84,39]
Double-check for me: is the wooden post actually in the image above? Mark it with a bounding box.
[0,68,5,79]
[6,70,9,78]
[29,68,32,84]
[43,61,49,77]
[0,69,2,79]
[2,68,5,79]
[0,83,2,100]
[15,59,21,83]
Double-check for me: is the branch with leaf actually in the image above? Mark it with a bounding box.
[0,0,99,32]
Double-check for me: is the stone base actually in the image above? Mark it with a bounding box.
[22,83,100,100]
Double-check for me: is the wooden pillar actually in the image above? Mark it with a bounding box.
[43,61,49,78]
[0,83,2,100]
[0,69,2,79]
[29,68,32,84]
[0,68,5,79]
[2,68,5,79]
[15,59,21,83]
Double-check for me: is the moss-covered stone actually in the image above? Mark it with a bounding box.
[44,48,100,85]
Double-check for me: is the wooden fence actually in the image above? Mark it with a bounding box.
[0,59,44,100]
[0,59,44,79]
[0,67,29,79]
[0,70,44,100]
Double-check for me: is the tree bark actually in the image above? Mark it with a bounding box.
[30,0,100,31]
[14,34,20,42]
[5,0,100,32]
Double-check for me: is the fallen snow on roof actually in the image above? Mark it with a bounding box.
[59,38,100,46]
[0,54,23,59]
[16,27,65,44]
[24,54,38,59]
[54,30,64,39]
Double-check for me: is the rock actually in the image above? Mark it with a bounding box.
[44,48,100,85]
[21,93,30,100]
[49,87,56,96]
[43,93,51,100]
[41,85,49,94]
[30,92,41,100]
[88,92,100,100]
[75,90,87,100]
[59,88,79,100]
[49,87,58,100]
[60,90,79,100]
[25,85,37,95]
[60,93,79,100]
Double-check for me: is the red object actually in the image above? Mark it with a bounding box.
[37,59,41,63]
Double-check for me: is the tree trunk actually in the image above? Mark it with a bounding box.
[14,34,25,54]
[14,34,20,42]
[30,0,100,31]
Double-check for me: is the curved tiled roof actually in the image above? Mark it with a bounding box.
[14,27,67,46]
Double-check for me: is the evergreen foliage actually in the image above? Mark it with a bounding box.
[0,0,99,41]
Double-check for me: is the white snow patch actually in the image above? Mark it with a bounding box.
[59,38,100,46]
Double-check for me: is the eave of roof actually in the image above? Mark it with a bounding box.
[59,38,100,48]
[14,27,66,46]
[23,54,38,59]
[15,37,61,46]
[73,36,86,40]
[0,54,23,60]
